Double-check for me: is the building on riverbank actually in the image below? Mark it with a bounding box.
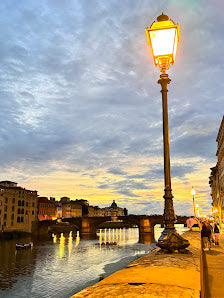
[37,197,57,221]
[60,197,83,218]
[105,200,125,217]
[210,115,224,223]
[0,181,38,233]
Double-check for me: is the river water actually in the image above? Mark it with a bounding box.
[0,224,188,298]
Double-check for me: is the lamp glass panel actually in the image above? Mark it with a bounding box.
[149,28,176,57]
[173,29,178,61]
[191,189,196,196]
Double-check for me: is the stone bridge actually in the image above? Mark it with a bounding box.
[32,215,188,242]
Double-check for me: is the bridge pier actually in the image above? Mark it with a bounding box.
[81,218,98,239]
[138,218,154,244]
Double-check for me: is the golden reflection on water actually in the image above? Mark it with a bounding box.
[99,228,139,246]
[99,229,102,248]
[68,232,73,257]
[75,231,80,247]
[52,231,80,258]
[53,234,57,243]
[59,233,65,258]
[104,229,107,244]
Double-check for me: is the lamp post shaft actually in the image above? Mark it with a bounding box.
[193,195,196,217]
[159,73,176,229]
[157,73,190,252]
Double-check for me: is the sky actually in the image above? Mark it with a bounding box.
[0,0,223,216]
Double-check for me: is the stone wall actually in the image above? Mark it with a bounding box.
[71,231,201,297]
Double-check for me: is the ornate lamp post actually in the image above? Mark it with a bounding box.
[145,13,189,252]
[191,186,196,217]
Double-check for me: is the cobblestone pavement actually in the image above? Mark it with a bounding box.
[71,231,201,298]
[203,231,224,298]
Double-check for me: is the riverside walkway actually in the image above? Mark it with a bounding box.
[71,230,224,297]
[203,231,224,298]
[71,231,201,297]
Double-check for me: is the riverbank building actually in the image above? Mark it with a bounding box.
[0,181,38,233]
[210,115,224,224]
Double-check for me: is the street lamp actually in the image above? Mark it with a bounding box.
[191,186,196,217]
[145,13,189,252]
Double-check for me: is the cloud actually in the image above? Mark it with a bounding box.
[0,0,222,215]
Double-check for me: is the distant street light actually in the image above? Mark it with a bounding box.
[145,13,189,252]
[191,186,196,217]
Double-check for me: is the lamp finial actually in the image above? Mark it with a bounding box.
[157,13,169,22]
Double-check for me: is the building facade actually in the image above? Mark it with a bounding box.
[0,181,38,233]
[210,115,224,223]
[106,200,125,217]
[60,197,82,218]
[37,197,56,221]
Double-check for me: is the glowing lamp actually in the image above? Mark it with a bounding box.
[191,187,196,196]
[145,13,180,73]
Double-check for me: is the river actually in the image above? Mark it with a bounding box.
[0,224,188,298]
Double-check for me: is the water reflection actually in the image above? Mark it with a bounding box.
[0,236,36,290]
[52,233,57,243]
[75,231,80,247]
[98,227,140,246]
[0,225,188,298]
[59,233,65,258]
[54,231,81,258]
[68,232,73,257]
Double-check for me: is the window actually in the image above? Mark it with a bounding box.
[26,202,28,207]
[26,210,28,215]
[17,216,20,223]
[11,214,14,220]
[32,203,35,207]
[21,208,24,214]
[0,210,1,214]
[0,200,2,206]
[21,216,24,223]
[12,206,15,212]
[5,197,8,203]
[32,210,34,215]
[4,205,7,212]
[4,214,7,220]
[22,200,24,206]
[18,208,21,214]
[12,198,15,204]
[4,222,6,226]
[18,200,21,206]
[11,221,14,226]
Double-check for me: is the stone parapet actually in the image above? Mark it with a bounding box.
[71,231,201,297]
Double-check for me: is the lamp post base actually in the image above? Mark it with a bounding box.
[157,227,190,253]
